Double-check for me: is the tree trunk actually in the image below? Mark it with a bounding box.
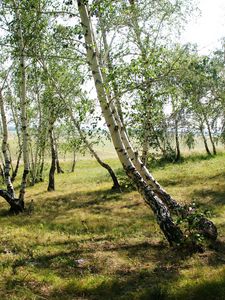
[13,0,30,204]
[33,82,47,184]
[0,88,24,213]
[141,140,149,166]
[53,131,64,174]
[200,124,212,156]
[175,119,181,161]
[56,159,64,174]
[69,113,121,191]
[11,148,22,182]
[96,2,177,206]
[77,0,217,243]
[77,0,184,245]
[0,163,4,183]
[18,52,29,204]
[0,89,15,198]
[8,88,22,183]
[99,16,126,128]
[38,53,121,191]
[205,118,216,155]
[30,143,36,186]
[48,124,56,192]
[198,101,216,156]
[71,149,76,172]
[100,11,150,167]
[39,146,45,182]
[0,190,24,213]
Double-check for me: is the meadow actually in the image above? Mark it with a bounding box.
[0,140,225,300]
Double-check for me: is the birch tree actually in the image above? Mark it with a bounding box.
[0,84,24,212]
[39,55,121,191]
[76,0,217,245]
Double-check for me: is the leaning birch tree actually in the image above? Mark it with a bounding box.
[77,0,183,245]
[76,0,217,245]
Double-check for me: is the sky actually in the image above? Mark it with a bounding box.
[180,0,225,54]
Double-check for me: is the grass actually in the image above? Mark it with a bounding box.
[0,151,225,299]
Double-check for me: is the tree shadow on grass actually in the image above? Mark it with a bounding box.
[42,188,124,209]
[173,271,225,300]
[206,239,225,267]
[4,266,225,300]
[47,248,225,300]
[3,234,225,300]
[8,241,187,300]
[192,188,225,206]
[0,188,124,225]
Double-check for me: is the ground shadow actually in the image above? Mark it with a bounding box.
[192,188,225,206]
[8,240,188,300]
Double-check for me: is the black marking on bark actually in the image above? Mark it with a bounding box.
[22,169,29,180]
[126,166,135,172]
[95,79,101,84]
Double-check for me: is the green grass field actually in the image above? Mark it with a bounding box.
[0,148,225,299]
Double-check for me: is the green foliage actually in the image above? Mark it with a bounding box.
[176,203,212,244]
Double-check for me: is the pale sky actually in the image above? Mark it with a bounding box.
[181,0,225,54]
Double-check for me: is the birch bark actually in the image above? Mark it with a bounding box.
[12,0,30,203]
[200,124,212,156]
[77,0,184,245]
[0,88,23,212]
[0,88,15,198]
[95,4,180,209]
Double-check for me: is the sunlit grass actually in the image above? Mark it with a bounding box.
[0,149,224,299]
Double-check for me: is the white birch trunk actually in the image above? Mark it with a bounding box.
[96,7,180,210]
[0,88,24,212]
[77,0,184,245]
[0,88,15,198]
[13,0,30,203]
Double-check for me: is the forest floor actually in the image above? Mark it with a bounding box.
[0,152,225,299]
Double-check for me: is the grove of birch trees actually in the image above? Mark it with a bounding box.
[0,0,224,246]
